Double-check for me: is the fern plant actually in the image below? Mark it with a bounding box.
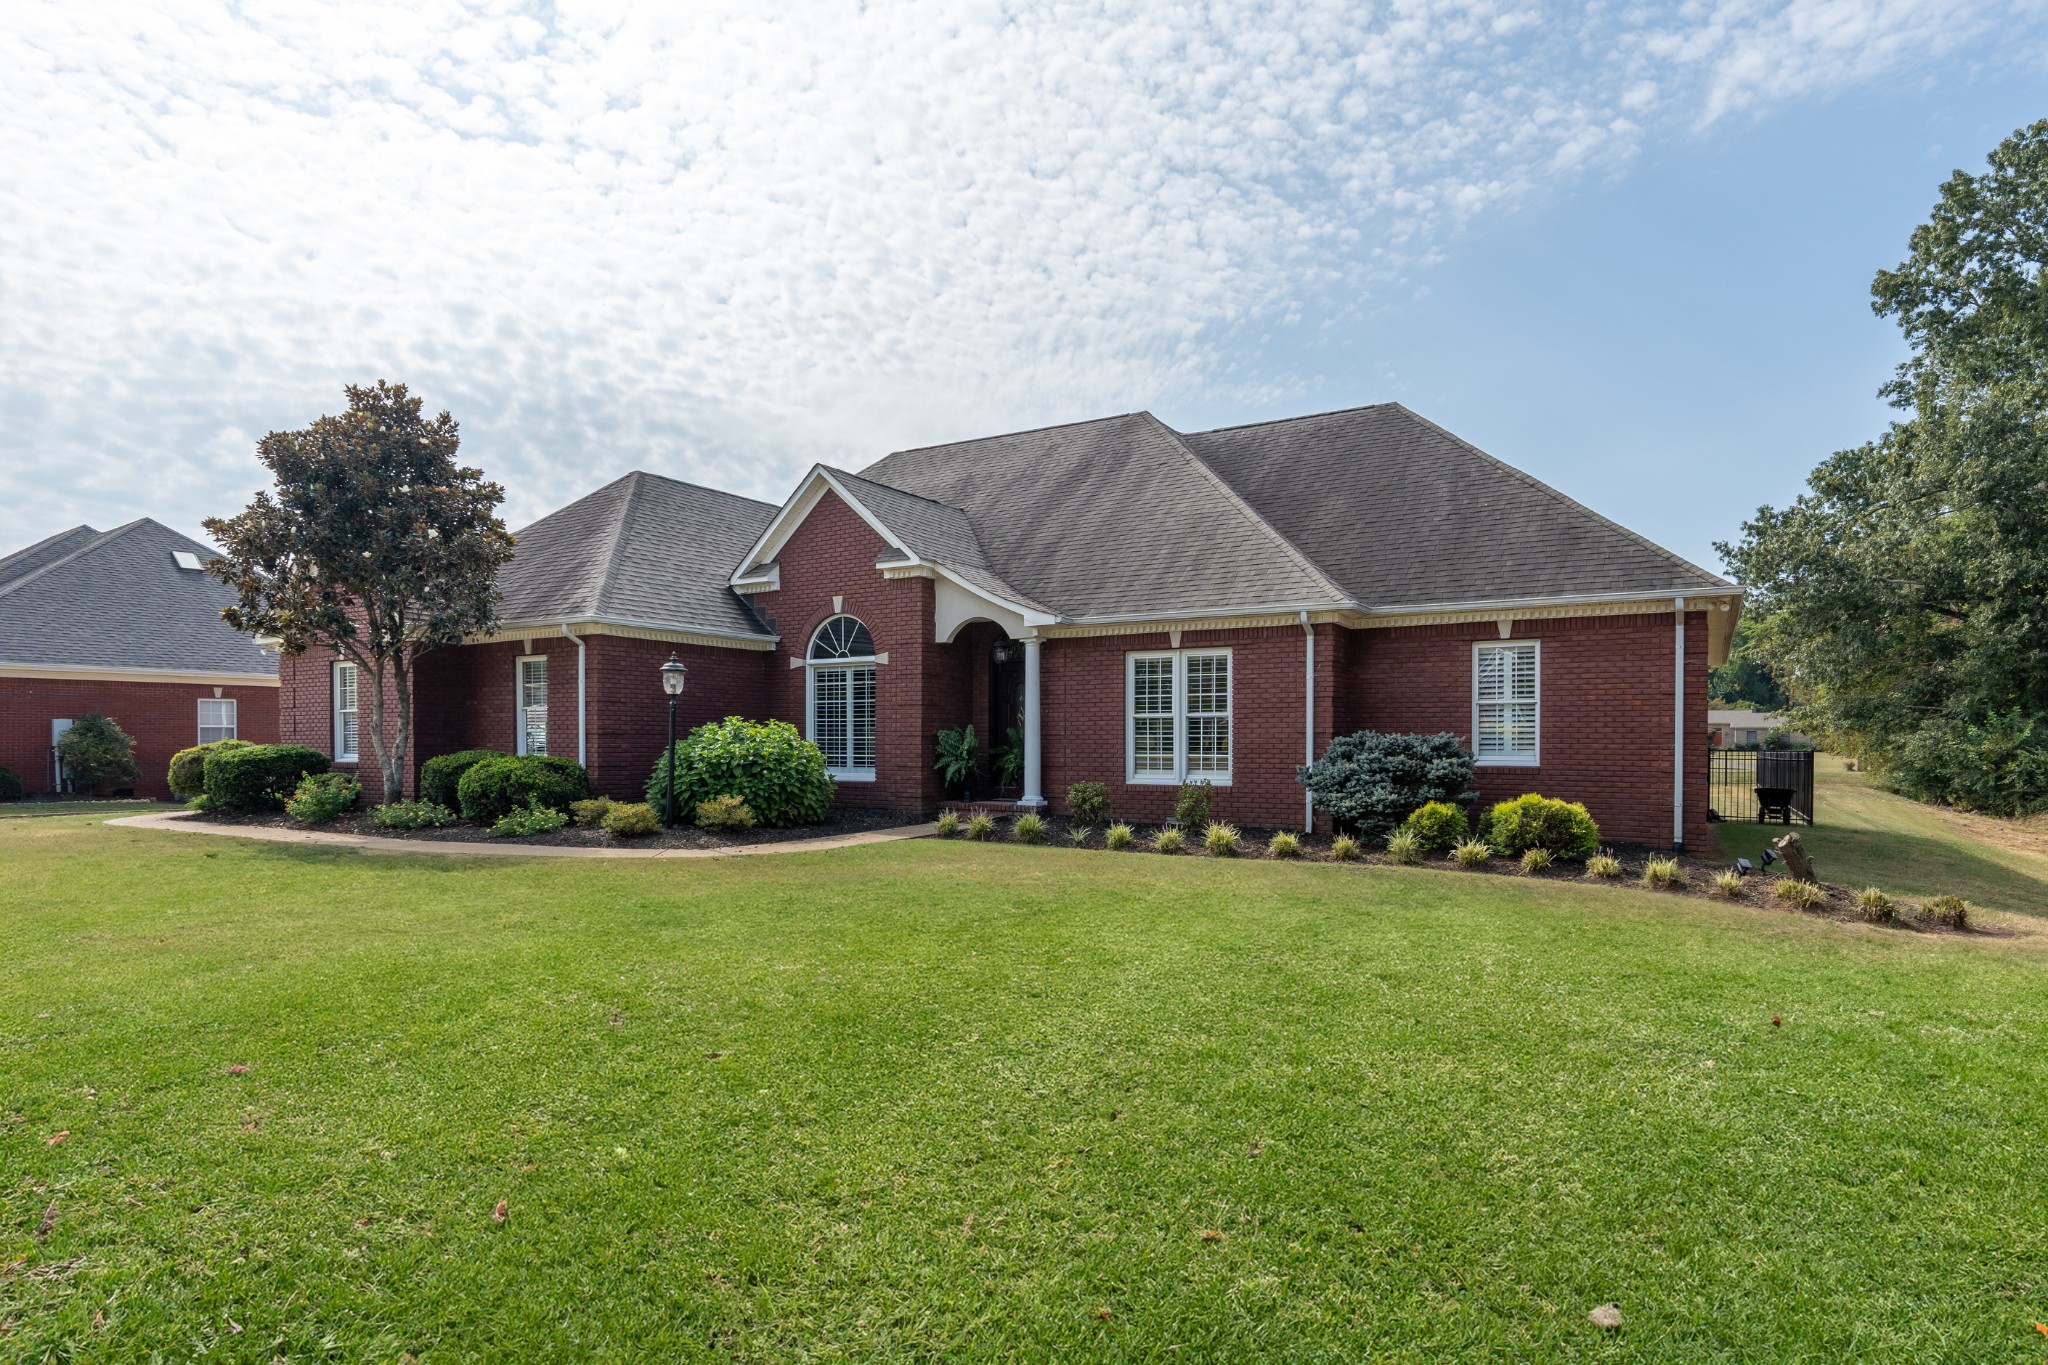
[932,725,980,794]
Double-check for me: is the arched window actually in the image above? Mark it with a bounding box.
[807,615,877,779]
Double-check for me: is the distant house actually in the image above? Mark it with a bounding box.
[0,520,278,799]
[278,404,1742,849]
[1708,709,1807,747]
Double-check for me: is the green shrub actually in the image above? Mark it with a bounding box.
[1922,894,1969,929]
[1013,812,1047,844]
[1067,781,1109,823]
[1585,853,1622,879]
[1775,878,1827,910]
[1068,824,1092,847]
[56,712,140,794]
[1386,829,1422,865]
[568,797,615,827]
[935,809,960,837]
[1641,857,1685,890]
[457,754,590,824]
[1268,831,1301,859]
[1298,731,1476,843]
[1153,827,1184,854]
[372,800,456,829]
[0,765,21,803]
[1452,839,1491,868]
[1399,800,1469,855]
[1484,794,1600,861]
[645,718,832,827]
[285,771,360,824]
[1711,869,1745,898]
[1890,709,2048,816]
[1104,821,1135,850]
[932,724,980,792]
[967,813,997,841]
[696,795,757,833]
[168,739,250,799]
[491,797,569,838]
[419,749,507,810]
[1520,846,1553,875]
[603,802,661,838]
[1173,780,1213,830]
[1856,886,1895,922]
[1329,833,1361,862]
[1203,821,1240,857]
[204,744,331,813]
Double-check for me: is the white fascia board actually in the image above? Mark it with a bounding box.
[0,662,280,686]
[1364,586,1740,616]
[489,615,778,647]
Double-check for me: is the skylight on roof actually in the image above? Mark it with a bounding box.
[171,551,204,571]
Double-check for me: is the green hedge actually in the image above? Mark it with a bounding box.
[644,717,833,828]
[204,744,332,813]
[456,754,590,824]
[0,765,21,803]
[1484,793,1600,861]
[419,749,507,810]
[168,739,252,799]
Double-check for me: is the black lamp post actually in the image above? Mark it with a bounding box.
[660,652,687,826]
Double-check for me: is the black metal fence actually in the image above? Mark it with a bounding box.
[1708,748,1815,825]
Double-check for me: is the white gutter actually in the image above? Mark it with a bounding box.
[1673,599,1686,853]
[1301,611,1315,833]
[561,624,587,767]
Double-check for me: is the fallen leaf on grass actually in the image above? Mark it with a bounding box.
[226,1065,249,1075]
[492,1199,508,1223]
[1771,1015,1782,1027]
[1197,1229,1224,1242]
[1247,1140,1265,1158]
[705,1051,729,1060]
[45,1131,68,1146]
[35,1200,56,1241]
[226,1319,242,1335]
[355,1217,372,1229]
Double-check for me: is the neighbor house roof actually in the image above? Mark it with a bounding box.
[0,519,277,677]
[497,470,777,640]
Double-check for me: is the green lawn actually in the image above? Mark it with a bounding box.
[5,814,2048,1362]
[1715,755,2048,916]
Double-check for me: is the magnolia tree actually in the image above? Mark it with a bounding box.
[206,382,514,801]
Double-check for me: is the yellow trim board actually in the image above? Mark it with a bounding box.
[0,663,280,687]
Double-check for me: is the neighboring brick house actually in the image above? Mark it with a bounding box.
[0,520,279,799]
[280,404,1741,850]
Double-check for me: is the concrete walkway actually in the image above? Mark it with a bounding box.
[104,810,936,859]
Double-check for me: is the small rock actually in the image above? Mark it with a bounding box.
[1589,1303,1622,1330]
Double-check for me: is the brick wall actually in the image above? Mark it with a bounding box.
[0,676,279,800]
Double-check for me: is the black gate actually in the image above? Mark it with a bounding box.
[1708,748,1814,825]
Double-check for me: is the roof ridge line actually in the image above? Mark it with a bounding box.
[1390,405,1732,588]
[623,467,781,513]
[1186,401,1402,438]
[0,521,142,604]
[868,410,1149,464]
[588,471,644,615]
[826,465,1001,572]
[1143,414,1356,607]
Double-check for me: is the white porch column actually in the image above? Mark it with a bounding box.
[1020,634,1046,810]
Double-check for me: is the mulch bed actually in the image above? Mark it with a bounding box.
[185,804,924,851]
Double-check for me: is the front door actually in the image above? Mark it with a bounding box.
[989,640,1025,792]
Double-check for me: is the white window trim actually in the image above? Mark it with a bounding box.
[1124,648,1234,786]
[333,661,359,763]
[515,655,549,756]
[805,615,878,781]
[197,697,237,745]
[1472,639,1541,768]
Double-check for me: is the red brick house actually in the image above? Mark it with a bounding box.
[0,520,279,799]
[280,404,1739,849]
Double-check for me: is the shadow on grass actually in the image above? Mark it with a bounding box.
[1715,819,2048,917]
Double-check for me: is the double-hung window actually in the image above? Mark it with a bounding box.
[1473,640,1540,765]
[333,662,359,762]
[516,656,549,756]
[1125,648,1232,784]
[197,698,237,745]
[807,615,877,780]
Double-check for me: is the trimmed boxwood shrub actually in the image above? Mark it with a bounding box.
[1398,800,1469,855]
[644,717,832,828]
[1485,793,1600,861]
[168,739,252,799]
[0,764,21,803]
[456,754,590,824]
[1297,731,1476,843]
[420,749,507,810]
[204,744,332,813]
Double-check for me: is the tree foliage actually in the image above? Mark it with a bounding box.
[205,382,513,800]
[1719,121,2048,814]
[1707,615,1788,711]
[56,713,139,795]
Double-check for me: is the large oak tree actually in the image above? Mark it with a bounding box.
[206,382,514,800]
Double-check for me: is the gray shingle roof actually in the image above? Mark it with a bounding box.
[1181,405,1729,607]
[0,520,277,675]
[498,471,777,638]
[822,468,1054,614]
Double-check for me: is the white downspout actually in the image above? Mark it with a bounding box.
[1673,598,1686,854]
[1301,610,1315,833]
[561,624,587,769]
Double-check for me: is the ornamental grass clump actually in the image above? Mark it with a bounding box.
[1856,886,1895,923]
[1329,833,1361,862]
[1013,812,1047,844]
[935,809,960,837]
[967,813,997,842]
[1069,824,1092,847]
[1710,869,1745,899]
[1641,857,1685,890]
[1104,822,1135,851]
[1267,831,1301,859]
[372,799,457,830]
[1204,822,1241,857]
[1775,878,1827,911]
[1584,853,1622,880]
[1520,847,1553,875]
[1922,894,1969,929]
[602,802,661,838]
[1452,839,1491,869]
[1154,827,1184,854]
[1385,830,1422,865]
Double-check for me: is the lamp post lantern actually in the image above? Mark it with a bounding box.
[660,652,687,826]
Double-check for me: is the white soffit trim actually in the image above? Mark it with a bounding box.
[0,663,280,687]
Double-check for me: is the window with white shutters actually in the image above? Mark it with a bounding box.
[333,662,359,761]
[517,656,549,756]
[807,615,877,779]
[1126,649,1232,784]
[197,698,237,745]
[1474,641,1540,765]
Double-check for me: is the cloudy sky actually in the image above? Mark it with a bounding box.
[3,1,2044,572]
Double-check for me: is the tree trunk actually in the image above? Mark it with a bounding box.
[1772,832,1816,883]
[360,653,411,802]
